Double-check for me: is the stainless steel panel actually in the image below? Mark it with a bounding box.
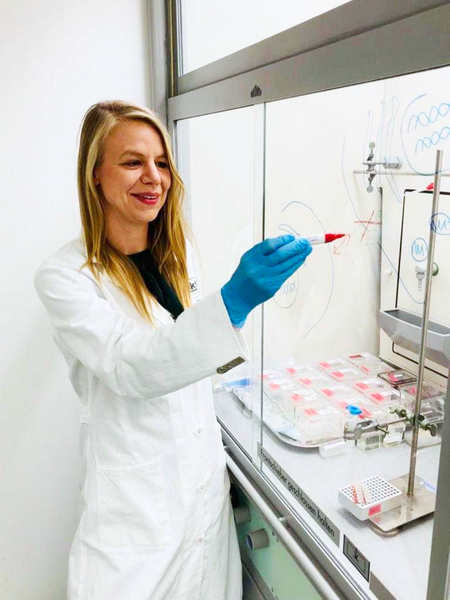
[379,309,450,369]
[168,5,450,121]
[177,0,450,95]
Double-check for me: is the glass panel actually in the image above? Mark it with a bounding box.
[179,63,450,598]
[177,107,262,457]
[258,67,450,599]
[179,0,350,74]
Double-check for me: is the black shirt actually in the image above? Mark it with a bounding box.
[127,248,184,320]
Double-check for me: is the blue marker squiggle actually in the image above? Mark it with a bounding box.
[408,101,450,131]
[430,213,450,235]
[415,126,450,153]
[401,93,450,176]
[376,100,386,165]
[411,238,428,262]
[279,202,334,339]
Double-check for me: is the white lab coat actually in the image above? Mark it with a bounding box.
[34,236,250,600]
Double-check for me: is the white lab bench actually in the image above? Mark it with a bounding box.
[215,390,439,600]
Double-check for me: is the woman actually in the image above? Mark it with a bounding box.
[34,100,312,600]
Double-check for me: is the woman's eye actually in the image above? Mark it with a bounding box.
[122,160,168,168]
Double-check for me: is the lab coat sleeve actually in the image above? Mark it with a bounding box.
[34,261,250,400]
[187,240,246,352]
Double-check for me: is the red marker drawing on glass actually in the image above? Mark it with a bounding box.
[298,233,346,245]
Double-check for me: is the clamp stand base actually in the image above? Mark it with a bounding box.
[369,474,435,535]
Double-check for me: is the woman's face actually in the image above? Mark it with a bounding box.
[94,120,172,230]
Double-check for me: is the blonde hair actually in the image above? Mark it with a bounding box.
[77,100,191,323]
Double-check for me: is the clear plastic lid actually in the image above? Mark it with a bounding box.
[280,390,322,415]
[364,388,402,409]
[359,362,394,376]
[379,369,417,387]
[294,403,342,423]
[318,384,354,400]
[283,364,320,378]
[346,352,380,366]
[328,367,363,382]
[294,404,344,444]
[351,378,391,393]
[295,373,333,389]
[358,404,398,422]
[258,368,284,380]
[332,398,373,414]
[317,358,351,371]
[263,377,298,397]
[399,381,445,401]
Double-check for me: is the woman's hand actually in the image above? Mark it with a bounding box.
[221,234,312,327]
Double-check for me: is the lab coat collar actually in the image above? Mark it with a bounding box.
[74,236,173,327]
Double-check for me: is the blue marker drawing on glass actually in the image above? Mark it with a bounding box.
[415,126,450,153]
[279,201,334,339]
[408,101,450,131]
[430,213,450,235]
[273,223,300,310]
[411,238,428,262]
[376,100,386,162]
[401,93,450,176]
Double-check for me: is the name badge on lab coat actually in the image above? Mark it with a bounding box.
[189,277,200,303]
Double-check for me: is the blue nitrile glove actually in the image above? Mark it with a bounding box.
[221,234,312,327]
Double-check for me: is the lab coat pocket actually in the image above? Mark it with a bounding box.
[97,458,172,549]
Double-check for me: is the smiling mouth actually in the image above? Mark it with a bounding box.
[131,193,160,205]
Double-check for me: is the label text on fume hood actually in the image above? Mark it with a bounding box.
[257,443,340,546]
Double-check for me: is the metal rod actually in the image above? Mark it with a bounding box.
[407,149,444,498]
[224,451,342,600]
[166,0,178,97]
[380,417,406,428]
[353,170,450,177]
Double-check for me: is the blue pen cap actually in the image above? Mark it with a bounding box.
[347,405,362,416]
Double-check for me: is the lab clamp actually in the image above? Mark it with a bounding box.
[363,141,402,192]
[343,406,438,444]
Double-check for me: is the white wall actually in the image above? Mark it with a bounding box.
[0,1,151,598]
[180,0,349,73]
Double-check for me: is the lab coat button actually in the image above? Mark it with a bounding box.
[195,428,203,437]
[197,484,205,493]
[196,536,204,544]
